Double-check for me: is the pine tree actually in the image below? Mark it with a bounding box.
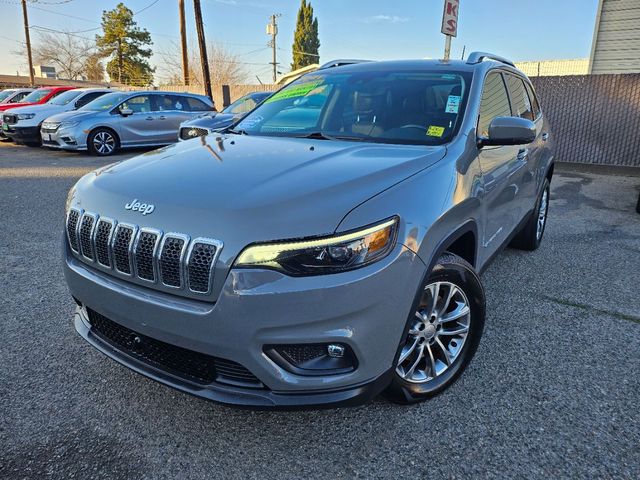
[96,3,155,86]
[291,0,320,70]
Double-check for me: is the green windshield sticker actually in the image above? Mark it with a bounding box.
[427,126,445,137]
[264,80,323,104]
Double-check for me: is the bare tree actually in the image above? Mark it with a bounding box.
[160,41,248,86]
[84,54,105,83]
[31,31,97,80]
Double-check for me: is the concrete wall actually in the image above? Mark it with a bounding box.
[590,0,640,74]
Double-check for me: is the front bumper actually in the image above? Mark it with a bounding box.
[41,127,86,150]
[64,240,426,408]
[3,125,40,143]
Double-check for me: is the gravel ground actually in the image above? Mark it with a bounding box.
[1,142,639,479]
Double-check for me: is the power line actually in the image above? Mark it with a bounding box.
[134,0,160,15]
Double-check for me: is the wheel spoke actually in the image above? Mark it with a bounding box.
[441,284,457,314]
[441,302,470,323]
[439,323,469,336]
[435,337,452,366]
[426,344,437,377]
[429,282,440,315]
[405,344,425,377]
[398,336,419,364]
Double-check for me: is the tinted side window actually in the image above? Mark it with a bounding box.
[10,92,30,103]
[75,92,107,109]
[506,75,534,121]
[477,72,511,138]
[156,95,187,111]
[121,95,152,113]
[524,82,541,119]
[186,97,211,111]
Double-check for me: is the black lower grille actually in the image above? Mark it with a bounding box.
[86,309,263,388]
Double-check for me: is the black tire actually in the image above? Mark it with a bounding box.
[384,253,485,404]
[636,190,640,214]
[510,178,550,251]
[87,128,119,156]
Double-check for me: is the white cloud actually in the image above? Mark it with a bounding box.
[362,15,409,24]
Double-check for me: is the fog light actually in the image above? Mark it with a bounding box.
[327,344,345,358]
[265,343,357,376]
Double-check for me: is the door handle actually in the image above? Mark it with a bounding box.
[145,116,154,121]
[517,148,529,160]
[542,132,549,141]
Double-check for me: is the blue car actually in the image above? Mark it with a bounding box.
[178,91,272,141]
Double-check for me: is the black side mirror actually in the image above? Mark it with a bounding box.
[478,116,536,147]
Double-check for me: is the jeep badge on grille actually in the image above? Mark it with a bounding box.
[124,199,155,215]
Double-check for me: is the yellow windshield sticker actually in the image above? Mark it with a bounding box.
[427,126,445,137]
[264,80,323,104]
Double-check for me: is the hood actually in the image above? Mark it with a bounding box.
[46,110,100,123]
[2,104,64,117]
[72,134,446,259]
[0,102,35,112]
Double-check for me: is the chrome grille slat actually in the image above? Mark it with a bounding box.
[159,234,188,288]
[65,210,222,298]
[66,208,82,253]
[112,224,137,275]
[186,238,221,294]
[79,213,98,260]
[94,218,115,267]
[134,229,161,282]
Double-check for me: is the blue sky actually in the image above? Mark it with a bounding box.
[0,0,600,83]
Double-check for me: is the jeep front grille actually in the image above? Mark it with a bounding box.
[66,208,221,298]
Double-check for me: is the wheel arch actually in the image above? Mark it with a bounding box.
[89,125,120,146]
[425,220,479,272]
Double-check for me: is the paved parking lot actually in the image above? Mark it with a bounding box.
[1,142,639,479]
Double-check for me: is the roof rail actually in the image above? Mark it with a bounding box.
[318,59,372,70]
[466,52,515,67]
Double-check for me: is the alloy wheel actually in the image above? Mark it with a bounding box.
[93,131,115,155]
[537,188,549,240]
[396,281,471,384]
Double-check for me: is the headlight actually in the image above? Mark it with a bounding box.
[17,113,35,120]
[235,217,398,276]
[60,121,80,129]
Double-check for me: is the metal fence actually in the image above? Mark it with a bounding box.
[515,59,589,77]
[531,74,640,167]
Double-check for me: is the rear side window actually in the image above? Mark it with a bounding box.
[75,92,107,109]
[156,95,187,111]
[121,95,152,113]
[505,75,534,121]
[524,82,541,119]
[185,97,211,111]
[477,72,511,138]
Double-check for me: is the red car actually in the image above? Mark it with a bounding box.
[0,86,75,140]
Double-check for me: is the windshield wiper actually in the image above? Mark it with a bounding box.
[296,131,370,142]
[227,128,249,135]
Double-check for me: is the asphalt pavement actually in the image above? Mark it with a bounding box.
[1,142,639,479]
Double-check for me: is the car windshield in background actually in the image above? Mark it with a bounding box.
[235,69,471,145]
[48,90,83,106]
[222,93,271,115]
[0,90,16,102]
[80,92,129,111]
[21,89,52,103]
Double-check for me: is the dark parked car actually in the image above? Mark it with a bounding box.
[178,91,271,140]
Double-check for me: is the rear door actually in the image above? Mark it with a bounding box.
[153,94,197,143]
[116,94,159,146]
[477,71,521,260]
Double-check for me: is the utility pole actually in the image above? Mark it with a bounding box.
[21,0,34,86]
[266,14,280,83]
[193,0,212,100]
[179,0,189,85]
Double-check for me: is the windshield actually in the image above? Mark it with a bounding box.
[222,93,270,115]
[48,89,83,106]
[21,89,53,104]
[235,69,472,145]
[0,90,16,103]
[80,92,129,111]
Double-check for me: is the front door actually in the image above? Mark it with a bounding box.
[116,95,158,147]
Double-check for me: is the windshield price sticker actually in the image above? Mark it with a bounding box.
[427,126,445,137]
[265,80,323,104]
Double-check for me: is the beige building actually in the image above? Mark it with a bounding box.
[589,0,640,74]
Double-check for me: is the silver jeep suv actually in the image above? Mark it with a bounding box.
[63,53,554,408]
